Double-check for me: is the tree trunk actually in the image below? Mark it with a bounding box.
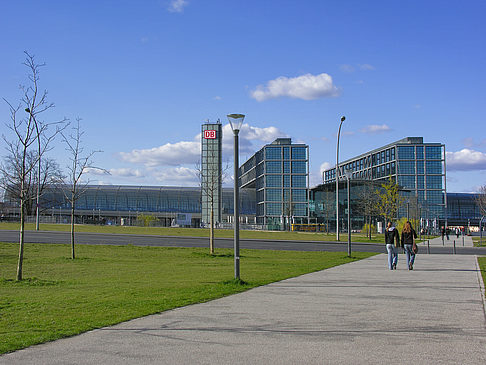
[71,201,75,259]
[209,202,214,255]
[369,216,372,240]
[16,199,25,281]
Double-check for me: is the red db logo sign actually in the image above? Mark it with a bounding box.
[204,130,217,139]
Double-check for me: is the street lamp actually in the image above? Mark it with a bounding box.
[344,169,352,257]
[336,116,345,241]
[227,113,245,280]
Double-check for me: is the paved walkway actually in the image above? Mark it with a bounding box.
[421,234,474,247]
[2,254,486,364]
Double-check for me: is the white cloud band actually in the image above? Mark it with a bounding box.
[446,149,486,171]
[250,73,340,101]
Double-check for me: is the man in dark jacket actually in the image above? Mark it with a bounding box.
[385,221,400,270]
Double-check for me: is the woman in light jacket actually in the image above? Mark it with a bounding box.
[401,221,418,270]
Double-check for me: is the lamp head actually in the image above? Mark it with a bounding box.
[227,114,245,132]
[341,116,345,122]
[25,108,31,113]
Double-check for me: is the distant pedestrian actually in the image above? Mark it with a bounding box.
[385,221,400,270]
[441,226,445,241]
[446,227,450,240]
[401,221,418,270]
[456,228,460,239]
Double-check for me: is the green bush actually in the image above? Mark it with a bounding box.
[136,214,156,227]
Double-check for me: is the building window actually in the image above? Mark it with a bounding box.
[266,189,282,202]
[283,161,290,173]
[398,161,415,174]
[417,161,425,174]
[427,191,444,204]
[292,189,307,202]
[292,175,307,188]
[425,146,442,159]
[283,147,290,159]
[291,147,307,159]
[426,161,442,174]
[416,146,424,159]
[398,175,416,189]
[426,175,443,189]
[417,175,425,189]
[265,147,281,160]
[291,161,307,174]
[293,203,307,216]
[266,175,282,187]
[398,146,415,159]
[266,161,282,173]
[266,203,282,215]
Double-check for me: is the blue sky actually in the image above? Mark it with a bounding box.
[1,0,485,192]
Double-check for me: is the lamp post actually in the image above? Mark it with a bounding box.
[336,116,345,241]
[344,170,352,257]
[227,113,245,280]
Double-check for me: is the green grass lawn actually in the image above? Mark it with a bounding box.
[0,241,375,354]
[473,236,486,247]
[0,222,397,243]
[478,257,486,298]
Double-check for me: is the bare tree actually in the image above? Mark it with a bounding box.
[195,158,228,255]
[355,181,380,240]
[61,118,104,259]
[2,52,65,280]
[475,185,486,217]
[0,153,63,216]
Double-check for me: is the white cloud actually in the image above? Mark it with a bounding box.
[213,96,222,100]
[118,122,287,168]
[153,167,198,186]
[119,141,200,167]
[462,137,486,149]
[360,124,392,134]
[221,123,288,155]
[168,0,188,13]
[359,64,375,71]
[109,168,144,178]
[250,73,340,101]
[339,64,355,73]
[84,167,109,176]
[446,149,486,171]
[320,162,332,175]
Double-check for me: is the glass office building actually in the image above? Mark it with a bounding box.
[201,121,223,226]
[323,137,446,221]
[239,138,309,228]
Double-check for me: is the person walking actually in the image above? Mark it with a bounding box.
[385,221,400,270]
[401,221,418,270]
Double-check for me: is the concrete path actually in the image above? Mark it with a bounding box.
[421,234,474,247]
[2,254,486,364]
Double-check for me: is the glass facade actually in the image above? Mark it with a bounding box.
[322,137,446,220]
[9,185,256,226]
[239,138,309,227]
[201,122,222,226]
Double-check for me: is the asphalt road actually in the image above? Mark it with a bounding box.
[1,229,485,255]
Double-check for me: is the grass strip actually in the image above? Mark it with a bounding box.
[0,222,403,243]
[478,257,486,299]
[0,242,375,354]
